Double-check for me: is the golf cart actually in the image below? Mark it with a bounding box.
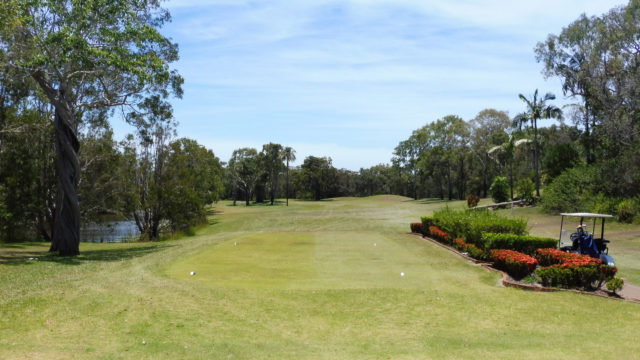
[558,213,615,266]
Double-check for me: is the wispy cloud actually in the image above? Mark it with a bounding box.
[148,0,625,169]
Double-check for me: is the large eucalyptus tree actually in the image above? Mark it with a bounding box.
[0,0,182,254]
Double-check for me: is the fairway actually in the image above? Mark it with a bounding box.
[2,196,640,359]
[167,231,482,290]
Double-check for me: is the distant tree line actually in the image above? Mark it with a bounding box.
[3,0,640,250]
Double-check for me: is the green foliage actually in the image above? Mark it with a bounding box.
[298,156,339,201]
[0,105,56,243]
[541,166,594,213]
[490,249,538,279]
[420,216,435,231]
[163,138,224,232]
[589,193,620,216]
[489,176,509,203]
[606,277,624,294]
[480,232,556,256]
[536,264,616,290]
[516,178,535,203]
[542,143,582,181]
[432,208,527,245]
[617,198,639,224]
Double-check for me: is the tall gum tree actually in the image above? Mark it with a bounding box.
[0,0,183,255]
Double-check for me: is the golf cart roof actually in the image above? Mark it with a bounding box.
[560,212,614,218]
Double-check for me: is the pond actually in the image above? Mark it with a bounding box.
[80,220,140,243]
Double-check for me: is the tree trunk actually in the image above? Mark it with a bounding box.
[533,118,540,197]
[585,102,593,165]
[49,108,80,255]
[270,173,278,205]
[447,163,453,200]
[482,155,488,198]
[509,161,514,201]
[232,181,237,206]
[286,159,290,206]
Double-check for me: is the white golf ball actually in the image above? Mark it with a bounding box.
[373,243,377,246]
[190,271,195,276]
[401,272,405,277]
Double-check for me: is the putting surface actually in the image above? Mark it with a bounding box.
[166,231,472,290]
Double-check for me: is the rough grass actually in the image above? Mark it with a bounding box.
[1,195,640,359]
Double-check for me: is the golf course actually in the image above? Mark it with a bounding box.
[1,195,640,359]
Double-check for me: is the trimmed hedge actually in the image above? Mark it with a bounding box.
[428,226,450,244]
[480,232,556,256]
[453,237,485,260]
[491,249,538,279]
[432,208,527,244]
[535,248,617,290]
[410,222,423,234]
[536,263,617,290]
[420,216,435,233]
[535,248,601,267]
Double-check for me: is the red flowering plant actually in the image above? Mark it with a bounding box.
[410,222,424,234]
[535,248,617,289]
[453,238,466,251]
[428,226,450,244]
[491,249,538,279]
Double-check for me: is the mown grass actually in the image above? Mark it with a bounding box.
[1,195,640,359]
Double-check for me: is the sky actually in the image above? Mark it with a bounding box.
[118,0,625,170]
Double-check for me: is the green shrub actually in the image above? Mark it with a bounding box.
[420,216,435,233]
[536,263,617,290]
[588,193,619,215]
[410,222,423,234]
[542,166,594,213]
[489,176,509,203]
[516,178,534,203]
[480,232,556,256]
[617,199,639,223]
[491,249,538,279]
[432,208,527,245]
[606,277,624,294]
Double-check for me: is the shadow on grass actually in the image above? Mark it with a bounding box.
[224,200,289,207]
[0,243,172,266]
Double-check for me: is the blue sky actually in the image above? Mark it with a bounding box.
[122,0,624,170]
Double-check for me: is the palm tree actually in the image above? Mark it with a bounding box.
[488,135,532,200]
[282,147,296,206]
[515,89,562,197]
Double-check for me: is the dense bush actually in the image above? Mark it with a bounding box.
[410,222,424,234]
[489,176,509,203]
[516,178,535,203]
[420,216,435,232]
[588,193,620,216]
[480,232,556,256]
[617,198,639,223]
[491,249,538,279]
[535,248,617,290]
[606,277,624,294]
[467,195,480,208]
[432,208,527,244]
[453,237,485,260]
[536,263,616,290]
[542,166,594,213]
[428,226,450,244]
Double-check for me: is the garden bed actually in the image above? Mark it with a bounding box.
[410,231,640,304]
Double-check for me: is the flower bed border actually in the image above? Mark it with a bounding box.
[408,232,640,304]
